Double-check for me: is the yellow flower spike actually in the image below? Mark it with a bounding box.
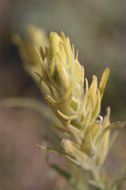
[15,28,116,176]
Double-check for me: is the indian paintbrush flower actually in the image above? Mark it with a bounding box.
[14,27,114,177]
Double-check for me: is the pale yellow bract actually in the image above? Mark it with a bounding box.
[14,27,112,174]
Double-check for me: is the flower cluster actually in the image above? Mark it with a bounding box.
[15,27,112,173]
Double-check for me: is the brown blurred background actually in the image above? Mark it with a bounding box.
[0,0,126,189]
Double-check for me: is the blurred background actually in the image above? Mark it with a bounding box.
[0,0,126,189]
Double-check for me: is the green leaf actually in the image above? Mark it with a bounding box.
[50,164,82,190]
[50,164,72,180]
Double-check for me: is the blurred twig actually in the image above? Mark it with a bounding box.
[0,97,53,121]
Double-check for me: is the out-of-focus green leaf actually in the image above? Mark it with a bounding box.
[50,164,80,189]
[50,164,72,180]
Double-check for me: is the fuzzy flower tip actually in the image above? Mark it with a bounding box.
[15,28,113,171]
[13,25,48,81]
